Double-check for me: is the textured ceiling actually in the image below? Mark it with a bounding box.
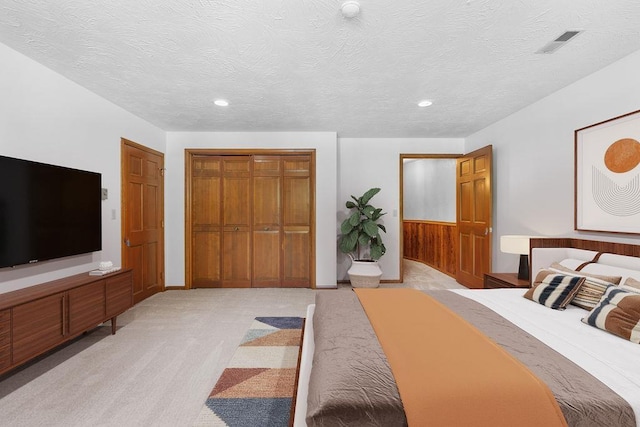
[1,0,640,137]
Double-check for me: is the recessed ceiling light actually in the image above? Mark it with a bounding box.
[341,1,360,18]
[214,99,229,107]
[418,100,433,107]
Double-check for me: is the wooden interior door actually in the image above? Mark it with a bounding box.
[222,157,252,287]
[253,156,282,287]
[121,139,165,303]
[456,145,492,288]
[282,156,312,287]
[190,156,222,287]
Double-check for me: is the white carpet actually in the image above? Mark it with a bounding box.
[0,260,459,426]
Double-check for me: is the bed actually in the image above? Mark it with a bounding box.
[293,239,640,426]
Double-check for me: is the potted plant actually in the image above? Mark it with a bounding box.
[338,187,387,287]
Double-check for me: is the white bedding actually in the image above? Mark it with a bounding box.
[295,270,640,426]
[454,288,640,426]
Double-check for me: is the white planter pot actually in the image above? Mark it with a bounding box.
[348,258,382,288]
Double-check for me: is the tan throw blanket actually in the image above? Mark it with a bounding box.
[355,288,568,427]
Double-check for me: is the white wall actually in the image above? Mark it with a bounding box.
[165,132,337,288]
[0,42,165,293]
[466,48,640,273]
[403,159,457,222]
[338,138,464,281]
[5,35,639,291]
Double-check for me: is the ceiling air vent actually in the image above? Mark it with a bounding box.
[535,30,583,54]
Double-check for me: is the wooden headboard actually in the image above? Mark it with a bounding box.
[530,238,640,258]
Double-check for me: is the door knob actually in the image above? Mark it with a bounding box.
[124,238,131,247]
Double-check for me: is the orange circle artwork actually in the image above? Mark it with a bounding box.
[604,138,640,173]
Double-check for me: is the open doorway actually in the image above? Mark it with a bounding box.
[400,155,459,282]
[400,146,493,288]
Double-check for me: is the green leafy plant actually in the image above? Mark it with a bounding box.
[338,187,387,261]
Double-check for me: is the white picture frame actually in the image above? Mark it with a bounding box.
[575,109,640,234]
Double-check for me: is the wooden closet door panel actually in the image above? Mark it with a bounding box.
[223,157,251,227]
[253,231,281,287]
[283,155,311,226]
[253,156,282,287]
[222,157,251,287]
[191,157,222,288]
[223,177,250,227]
[283,177,310,225]
[254,176,280,226]
[223,230,251,287]
[283,228,310,287]
[193,231,222,287]
[193,177,221,226]
[282,156,311,287]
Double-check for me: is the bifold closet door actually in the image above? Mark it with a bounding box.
[282,157,311,288]
[222,157,252,287]
[190,155,251,287]
[189,152,312,288]
[191,156,222,287]
[252,156,282,287]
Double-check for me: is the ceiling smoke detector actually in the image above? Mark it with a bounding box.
[341,1,360,18]
[536,30,583,54]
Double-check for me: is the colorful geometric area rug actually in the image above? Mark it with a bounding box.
[194,317,304,427]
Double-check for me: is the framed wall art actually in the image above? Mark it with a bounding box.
[575,109,640,234]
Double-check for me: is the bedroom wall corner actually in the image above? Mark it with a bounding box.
[0,42,166,293]
[465,48,640,273]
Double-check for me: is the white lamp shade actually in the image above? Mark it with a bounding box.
[500,235,531,255]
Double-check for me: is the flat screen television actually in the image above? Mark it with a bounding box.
[0,155,102,268]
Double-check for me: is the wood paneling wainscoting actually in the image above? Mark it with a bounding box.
[403,220,457,277]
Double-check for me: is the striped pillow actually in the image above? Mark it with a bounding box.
[547,269,620,311]
[582,286,640,344]
[548,264,621,310]
[524,271,585,310]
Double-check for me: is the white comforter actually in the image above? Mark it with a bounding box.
[454,288,640,426]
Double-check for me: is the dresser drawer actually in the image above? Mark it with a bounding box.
[0,309,10,347]
[0,328,9,347]
[0,309,10,324]
[0,345,11,370]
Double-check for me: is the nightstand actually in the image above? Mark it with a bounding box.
[484,272,530,289]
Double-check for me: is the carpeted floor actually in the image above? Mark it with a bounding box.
[194,317,304,427]
[0,261,458,426]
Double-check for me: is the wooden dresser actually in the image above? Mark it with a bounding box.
[0,269,133,375]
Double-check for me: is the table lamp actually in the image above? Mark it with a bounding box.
[500,235,531,280]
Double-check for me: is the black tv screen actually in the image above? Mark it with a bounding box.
[0,155,102,268]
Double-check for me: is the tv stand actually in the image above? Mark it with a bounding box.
[0,269,133,376]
